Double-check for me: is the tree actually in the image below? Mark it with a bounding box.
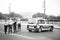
[56,16,60,19]
[47,15,56,19]
[32,13,47,19]
[3,14,9,18]
[0,12,5,19]
[9,12,23,18]
[9,12,15,17]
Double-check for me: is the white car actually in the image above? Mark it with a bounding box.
[27,18,54,32]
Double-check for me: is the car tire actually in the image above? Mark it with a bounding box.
[39,27,42,32]
[50,26,53,31]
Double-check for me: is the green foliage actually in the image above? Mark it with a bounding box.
[32,13,60,22]
[32,13,47,19]
[0,12,5,19]
[9,12,23,18]
[0,12,23,20]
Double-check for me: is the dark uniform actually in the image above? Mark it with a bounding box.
[18,23,21,31]
[4,25,8,34]
[8,19,13,33]
[4,20,8,34]
[13,21,17,33]
[8,24,12,33]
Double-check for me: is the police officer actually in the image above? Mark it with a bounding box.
[8,18,13,33]
[4,19,8,34]
[13,21,17,33]
[18,23,21,31]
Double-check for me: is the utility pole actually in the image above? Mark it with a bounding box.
[44,0,46,18]
[9,3,11,14]
[8,3,11,18]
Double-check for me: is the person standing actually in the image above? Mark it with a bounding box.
[8,19,13,34]
[18,23,21,31]
[4,19,8,34]
[17,19,21,32]
[13,21,17,33]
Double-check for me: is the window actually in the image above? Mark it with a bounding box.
[38,20,45,24]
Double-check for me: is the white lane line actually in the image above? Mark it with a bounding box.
[0,31,35,39]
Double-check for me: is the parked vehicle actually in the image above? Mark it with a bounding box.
[27,18,54,32]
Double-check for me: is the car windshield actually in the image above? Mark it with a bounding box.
[38,20,45,24]
[45,20,49,24]
[28,19,36,24]
[38,20,50,24]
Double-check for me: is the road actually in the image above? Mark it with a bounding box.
[0,23,60,40]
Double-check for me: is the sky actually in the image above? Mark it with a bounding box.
[0,0,60,18]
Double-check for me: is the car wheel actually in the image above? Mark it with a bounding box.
[50,26,53,31]
[29,30,32,32]
[39,27,42,32]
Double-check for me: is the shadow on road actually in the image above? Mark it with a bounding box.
[29,30,53,33]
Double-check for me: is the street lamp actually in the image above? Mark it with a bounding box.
[44,0,46,15]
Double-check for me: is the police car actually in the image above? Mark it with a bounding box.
[27,18,54,32]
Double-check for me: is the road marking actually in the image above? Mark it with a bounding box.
[0,31,35,39]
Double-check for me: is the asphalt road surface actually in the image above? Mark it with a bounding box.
[0,24,60,40]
